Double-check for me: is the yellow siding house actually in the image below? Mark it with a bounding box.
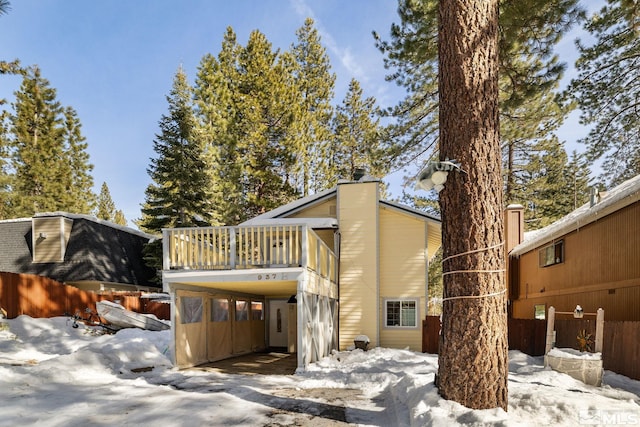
[162,177,441,368]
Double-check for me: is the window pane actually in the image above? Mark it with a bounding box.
[235,300,248,322]
[180,296,203,324]
[211,298,229,322]
[251,301,264,320]
[554,241,563,263]
[534,304,546,320]
[401,301,416,327]
[386,301,400,326]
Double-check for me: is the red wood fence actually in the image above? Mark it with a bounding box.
[0,271,169,320]
[423,315,640,380]
[423,316,546,356]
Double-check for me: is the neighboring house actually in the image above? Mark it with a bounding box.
[162,177,442,368]
[0,212,158,292]
[507,174,640,321]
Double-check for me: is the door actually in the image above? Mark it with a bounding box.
[175,290,207,367]
[269,300,289,348]
[208,295,232,361]
[232,298,252,354]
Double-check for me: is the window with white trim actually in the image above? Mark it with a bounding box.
[385,299,418,328]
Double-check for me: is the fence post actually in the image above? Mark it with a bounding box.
[545,306,556,355]
[229,227,236,269]
[595,308,604,353]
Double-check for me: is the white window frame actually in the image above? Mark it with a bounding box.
[384,298,419,329]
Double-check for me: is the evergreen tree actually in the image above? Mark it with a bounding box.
[194,28,244,226]
[236,30,299,219]
[10,66,94,216]
[329,79,386,185]
[0,110,12,218]
[0,0,10,16]
[562,150,592,211]
[523,137,572,227]
[376,0,583,212]
[195,28,299,224]
[61,106,95,213]
[139,66,212,233]
[290,18,335,195]
[114,209,127,226]
[569,0,640,185]
[95,181,116,221]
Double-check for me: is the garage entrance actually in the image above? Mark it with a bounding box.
[175,290,267,367]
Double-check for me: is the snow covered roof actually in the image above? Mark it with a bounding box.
[241,187,337,226]
[510,174,640,256]
[241,217,338,228]
[240,180,440,227]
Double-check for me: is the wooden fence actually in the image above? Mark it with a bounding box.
[422,316,546,356]
[555,318,640,381]
[0,271,169,320]
[423,315,640,380]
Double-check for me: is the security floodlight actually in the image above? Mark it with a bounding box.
[415,160,462,193]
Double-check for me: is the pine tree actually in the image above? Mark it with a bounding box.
[195,28,299,224]
[563,150,592,211]
[289,18,335,195]
[437,0,508,410]
[114,209,127,226]
[0,1,10,16]
[10,66,94,216]
[194,28,244,226]
[376,0,583,213]
[61,106,95,213]
[236,30,299,219]
[0,109,12,218]
[569,0,640,185]
[139,66,212,233]
[329,79,385,185]
[95,181,116,221]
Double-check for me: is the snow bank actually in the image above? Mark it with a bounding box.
[1,316,639,427]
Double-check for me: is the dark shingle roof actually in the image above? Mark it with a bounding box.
[0,213,157,287]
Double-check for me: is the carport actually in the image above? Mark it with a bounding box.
[162,224,339,370]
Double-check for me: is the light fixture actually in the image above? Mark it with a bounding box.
[415,159,462,193]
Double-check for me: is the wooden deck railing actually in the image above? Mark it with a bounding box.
[162,225,337,283]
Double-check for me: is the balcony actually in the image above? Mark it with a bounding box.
[162,224,338,285]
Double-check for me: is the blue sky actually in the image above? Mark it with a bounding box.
[0,0,597,227]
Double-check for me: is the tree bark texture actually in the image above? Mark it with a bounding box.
[437,0,508,410]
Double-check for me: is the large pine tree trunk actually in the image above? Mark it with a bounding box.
[437,0,508,410]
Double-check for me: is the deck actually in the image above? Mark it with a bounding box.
[162,224,338,286]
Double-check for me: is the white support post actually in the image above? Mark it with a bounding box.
[595,308,604,353]
[162,229,170,271]
[545,306,556,355]
[300,226,308,268]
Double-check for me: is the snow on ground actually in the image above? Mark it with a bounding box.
[0,316,638,426]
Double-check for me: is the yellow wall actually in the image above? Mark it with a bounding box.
[289,198,336,219]
[289,198,337,250]
[337,181,379,349]
[379,206,427,351]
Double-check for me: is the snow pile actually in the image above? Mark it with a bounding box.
[548,347,602,360]
[1,316,639,426]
